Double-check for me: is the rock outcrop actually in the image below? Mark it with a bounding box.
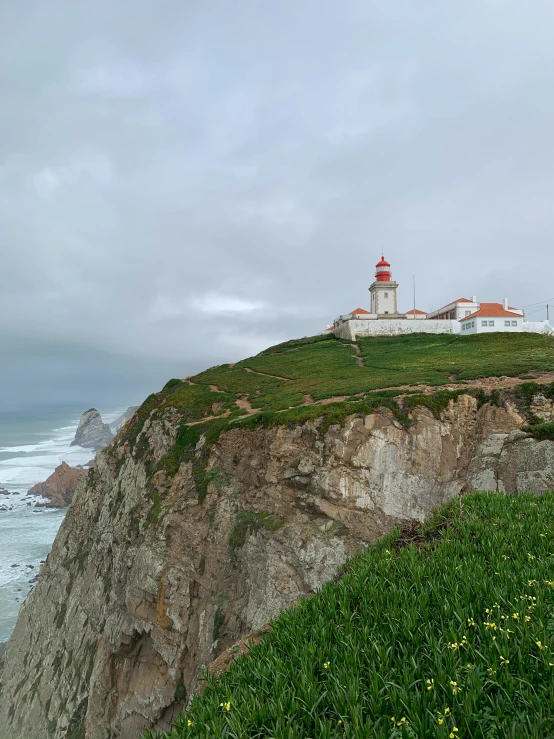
[110,406,139,433]
[70,408,113,450]
[28,462,88,507]
[1,394,554,739]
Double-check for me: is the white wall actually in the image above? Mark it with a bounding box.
[460,317,523,335]
[335,319,459,340]
[522,321,554,335]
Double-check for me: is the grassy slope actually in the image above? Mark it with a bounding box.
[118,333,554,485]
[193,333,554,412]
[147,493,554,739]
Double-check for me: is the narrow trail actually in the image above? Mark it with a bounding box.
[380,370,554,396]
[352,344,364,367]
[209,385,224,393]
[185,410,231,426]
[244,367,292,381]
[179,370,554,428]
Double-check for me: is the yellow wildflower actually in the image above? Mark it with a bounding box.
[426,678,434,690]
[323,662,330,669]
[512,613,519,620]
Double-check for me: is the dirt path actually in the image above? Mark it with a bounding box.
[235,397,261,414]
[209,385,224,393]
[380,371,554,397]
[352,344,363,367]
[185,410,231,426]
[244,367,291,381]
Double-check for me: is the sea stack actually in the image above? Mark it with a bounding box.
[28,461,88,507]
[70,408,113,450]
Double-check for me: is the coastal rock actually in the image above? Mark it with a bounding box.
[28,462,88,508]
[70,409,113,450]
[110,406,139,433]
[2,394,553,739]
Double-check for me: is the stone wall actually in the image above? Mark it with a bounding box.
[334,318,458,340]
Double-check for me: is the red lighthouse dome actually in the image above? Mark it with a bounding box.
[375,255,391,282]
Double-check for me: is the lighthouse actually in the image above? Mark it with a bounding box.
[368,256,403,317]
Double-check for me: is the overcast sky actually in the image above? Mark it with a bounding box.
[2,0,554,411]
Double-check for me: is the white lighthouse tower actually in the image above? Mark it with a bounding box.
[368,256,404,317]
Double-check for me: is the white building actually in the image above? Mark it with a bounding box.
[332,256,553,339]
[460,302,524,334]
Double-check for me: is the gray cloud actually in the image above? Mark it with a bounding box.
[2,0,554,409]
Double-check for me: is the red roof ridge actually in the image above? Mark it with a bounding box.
[350,307,371,314]
[459,303,522,321]
[406,308,427,315]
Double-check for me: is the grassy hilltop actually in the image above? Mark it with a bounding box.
[123,332,554,483]
[128,332,554,738]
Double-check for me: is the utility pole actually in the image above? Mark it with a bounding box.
[413,275,416,319]
[548,303,550,322]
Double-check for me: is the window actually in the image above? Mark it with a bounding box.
[465,310,471,316]
[481,320,487,327]
[505,321,510,327]
[384,311,389,314]
[488,321,495,327]
[384,292,389,298]
[511,321,517,326]
[472,322,475,327]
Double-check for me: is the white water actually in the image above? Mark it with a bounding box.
[0,409,122,641]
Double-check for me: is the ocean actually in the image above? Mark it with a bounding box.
[0,407,122,642]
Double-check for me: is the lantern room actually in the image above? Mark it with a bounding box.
[375,256,392,282]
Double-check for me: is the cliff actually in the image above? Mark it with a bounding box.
[29,462,88,507]
[1,391,554,738]
[1,333,553,738]
[71,408,113,450]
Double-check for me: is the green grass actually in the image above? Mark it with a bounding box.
[145,492,554,739]
[190,333,554,414]
[115,333,554,489]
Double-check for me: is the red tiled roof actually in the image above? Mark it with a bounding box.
[443,297,473,308]
[459,303,522,322]
[406,308,427,315]
[350,307,371,315]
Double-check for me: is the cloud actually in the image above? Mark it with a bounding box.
[1,0,554,409]
[190,293,266,315]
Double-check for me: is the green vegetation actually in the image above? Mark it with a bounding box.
[228,512,285,556]
[146,492,554,738]
[213,608,225,642]
[114,333,553,525]
[522,423,554,441]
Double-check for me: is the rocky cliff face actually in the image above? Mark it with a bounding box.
[28,462,88,507]
[1,394,554,739]
[71,409,113,450]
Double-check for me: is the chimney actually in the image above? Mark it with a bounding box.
[471,295,477,303]
[502,297,508,310]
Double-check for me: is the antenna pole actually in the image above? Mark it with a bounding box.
[413,275,416,319]
[548,303,550,322]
